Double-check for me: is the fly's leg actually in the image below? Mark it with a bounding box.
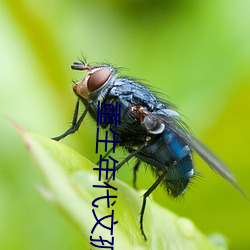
[52,99,88,141]
[96,147,113,164]
[140,172,167,240]
[107,144,146,183]
[133,160,141,189]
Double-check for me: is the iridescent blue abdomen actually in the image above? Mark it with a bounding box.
[136,128,193,197]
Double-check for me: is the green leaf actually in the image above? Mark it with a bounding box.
[19,127,227,250]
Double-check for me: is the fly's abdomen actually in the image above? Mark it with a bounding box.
[137,128,194,197]
[162,129,194,196]
[164,153,193,197]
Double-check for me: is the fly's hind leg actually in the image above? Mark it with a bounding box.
[140,171,167,240]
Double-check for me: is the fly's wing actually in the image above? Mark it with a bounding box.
[150,110,247,198]
[183,132,248,198]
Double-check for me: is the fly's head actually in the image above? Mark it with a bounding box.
[72,61,116,101]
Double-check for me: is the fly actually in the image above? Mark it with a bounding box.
[52,60,247,240]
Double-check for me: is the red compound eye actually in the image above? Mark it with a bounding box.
[87,68,111,92]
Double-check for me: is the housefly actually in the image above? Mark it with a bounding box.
[52,60,246,240]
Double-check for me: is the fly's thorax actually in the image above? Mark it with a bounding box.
[73,64,117,102]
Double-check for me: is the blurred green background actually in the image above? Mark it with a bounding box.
[1,0,250,249]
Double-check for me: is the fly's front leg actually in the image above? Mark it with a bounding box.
[140,171,167,240]
[52,99,89,141]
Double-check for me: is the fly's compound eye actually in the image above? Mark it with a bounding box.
[87,68,111,92]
